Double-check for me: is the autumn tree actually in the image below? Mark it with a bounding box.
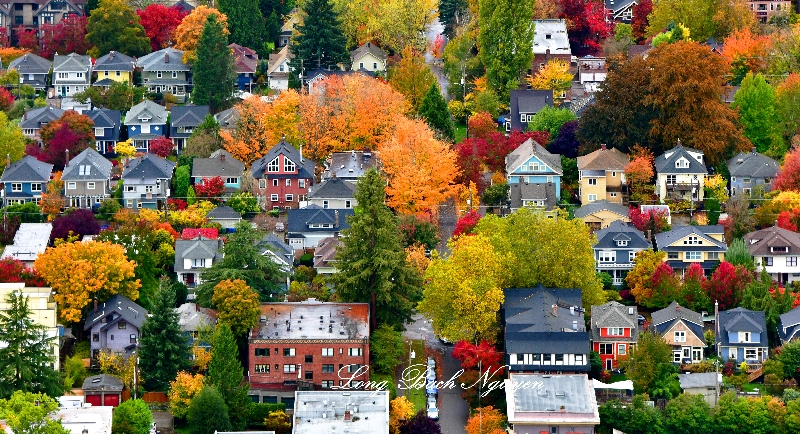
[628,207,670,235]
[220,95,276,165]
[34,240,140,323]
[211,279,260,337]
[418,83,455,142]
[192,14,236,113]
[137,4,188,51]
[148,136,173,158]
[139,280,190,392]
[291,0,349,71]
[50,209,100,243]
[477,0,534,95]
[193,176,226,204]
[631,0,652,41]
[702,261,752,310]
[38,16,91,59]
[721,27,769,85]
[625,151,655,201]
[626,249,666,305]
[390,396,416,434]
[619,331,674,395]
[169,372,205,419]
[362,0,437,53]
[465,406,506,434]
[0,113,26,176]
[174,6,229,64]
[776,73,800,142]
[29,111,94,171]
[646,0,754,42]
[558,0,611,56]
[527,59,573,104]
[681,263,710,313]
[86,0,151,58]
[39,174,65,221]
[648,262,681,309]
[389,47,437,113]
[732,73,784,156]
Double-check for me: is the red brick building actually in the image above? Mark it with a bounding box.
[590,301,639,370]
[247,300,370,408]
[250,139,316,210]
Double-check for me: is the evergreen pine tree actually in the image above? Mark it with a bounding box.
[291,0,349,73]
[138,279,191,392]
[439,0,467,38]
[219,0,265,51]
[208,323,250,431]
[0,292,62,398]
[333,170,423,330]
[418,83,455,142]
[192,14,237,113]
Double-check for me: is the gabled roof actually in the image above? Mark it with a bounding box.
[593,220,651,250]
[86,108,120,129]
[655,225,726,251]
[267,45,293,75]
[84,294,148,331]
[19,105,65,129]
[0,155,53,183]
[308,177,355,199]
[124,100,168,125]
[8,53,52,75]
[62,148,112,181]
[170,105,209,127]
[605,0,637,14]
[577,146,629,172]
[505,138,562,175]
[780,305,800,344]
[53,53,91,72]
[258,233,293,258]
[314,236,342,269]
[350,42,387,63]
[207,206,241,220]
[509,182,558,210]
[230,43,258,73]
[215,106,239,129]
[250,139,316,179]
[574,200,630,219]
[93,51,136,72]
[590,301,638,342]
[83,374,123,392]
[136,47,189,71]
[192,149,245,179]
[744,226,800,257]
[121,153,176,182]
[727,150,780,179]
[174,236,223,273]
[717,307,768,348]
[287,207,355,234]
[651,301,703,337]
[655,142,708,174]
[509,90,553,131]
[176,302,217,332]
[533,19,571,55]
[173,0,194,13]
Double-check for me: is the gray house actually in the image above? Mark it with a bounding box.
[137,47,191,103]
[303,177,356,209]
[62,148,112,209]
[92,51,136,89]
[206,206,242,229]
[174,236,223,288]
[20,105,65,143]
[780,305,800,345]
[120,153,176,209]
[84,294,148,359]
[86,109,121,155]
[728,149,780,196]
[191,149,245,194]
[505,374,599,434]
[678,372,723,407]
[52,53,92,97]
[258,233,293,273]
[716,307,768,366]
[0,156,53,206]
[8,53,52,90]
[506,90,553,132]
[509,181,558,212]
[287,206,355,250]
[592,220,651,286]
[170,105,209,154]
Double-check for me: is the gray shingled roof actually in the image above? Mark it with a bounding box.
[505,138,562,175]
[207,206,241,219]
[717,307,768,348]
[651,301,702,328]
[655,144,708,175]
[308,177,355,199]
[215,107,239,129]
[744,226,800,257]
[593,220,651,250]
[509,182,557,210]
[62,148,112,181]
[574,200,629,219]
[678,372,720,389]
[780,305,800,343]
[258,233,293,258]
[93,51,136,72]
[121,153,176,183]
[84,294,148,331]
[124,100,168,125]
[191,150,245,179]
[509,90,553,131]
[350,42,387,62]
[53,53,91,72]
[171,105,209,127]
[287,207,355,233]
[654,225,726,251]
[8,53,52,75]
[86,108,120,129]
[590,301,639,342]
[174,237,223,273]
[83,374,124,392]
[19,106,65,130]
[136,47,190,71]
[0,156,53,183]
[727,150,780,179]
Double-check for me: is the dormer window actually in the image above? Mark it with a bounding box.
[676,158,689,169]
[684,235,701,245]
[616,240,628,247]
[140,117,150,123]
[772,246,789,253]
[267,157,279,172]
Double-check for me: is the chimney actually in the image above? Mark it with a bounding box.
[334,210,340,228]
[345,410,351,421]
[300,144,304,163]
[5,154,9,169]
[65,149,69,166]
[94,298,98,311]
[601,144,607,151]
[164,52,169,63]
[220,153,225,162]
[552,304,558,317]
[572,320,578,330]
[109,50,114,60]
[751,146,757,153]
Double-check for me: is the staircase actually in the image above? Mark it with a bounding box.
[748,366,763,382]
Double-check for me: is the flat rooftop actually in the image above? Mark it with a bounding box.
[252,299,370,341]
[506,374,600,425]
[292,390,389,434]
[54,406,113,434]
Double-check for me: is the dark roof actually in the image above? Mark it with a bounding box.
[137,47,189,71]
[717,308,768,348]
[0,155,53,183]
[206,206,241,219]
[655,143,708,174]
[650,301,703,340]
[62,148,112,181]
[505,138,562,175]
[590,301,638,342]
[593,220,651,250]
[628,44,652,58]
[780,305,800,344]
[173,0,194,12]
[192,149,245,179]
[727,150,780,179]
[171,105,209,127]
[121,153,176,182]
[287,207,355,234]
[86,108,120,129]
[509,182,557,211]
[250,139,316,179]
[84,294,148,331]
[258,233,293,258]
[744,226,800,257]
[509,90,553,131]
[174,236,223,273]
[655,225,726,251]
[605,0,637,13]
[93,51,136,72]
[574,200,630,219]
[19,106,65,129]
[308,177,356,199]
[229,43,258,74]
[8,53,52,75]
[82,374,124,392]
[215,107,239,129]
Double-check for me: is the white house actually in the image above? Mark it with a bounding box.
[744,225,800,285]
[655,141,707,202]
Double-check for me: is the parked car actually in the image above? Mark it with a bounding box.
[427,397,439,420]
[275,222,285,232]
[427,357,436,370]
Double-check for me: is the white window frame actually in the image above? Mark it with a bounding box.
[285,194,293,202]
[67,182,76,190]
[322,348,334,356]
[348,348,363,356]
[739,331,751,343]
[283,364,296,373]
[267,157,279,172]
[270,194,279,202]
[686,251,702,260]
[674,331,686,343]
[285,179,291,187]
[10,183,21,192]
[299,179,306,188]
[284,158,296,172]
[588,194,597,201]
[30,183,42,192]
[588,178,597,185]
[598,251,615,263]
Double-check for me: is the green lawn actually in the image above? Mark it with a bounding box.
[741,383,762,393]
[406,339,427,412]
[454,124,467,144]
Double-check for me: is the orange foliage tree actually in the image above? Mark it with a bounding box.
[721,27,769,84]
[168,372,205,418]
[465,406,506,434]
[379,117,459,215]
[220,95,276,165]
[173,6,228,63]
[0,48,29,65]
[40,172,65,220]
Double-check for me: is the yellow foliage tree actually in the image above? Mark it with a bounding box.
[211,279,260,336]
[35,241,141,323]
[168,371,205,418]
[389,396,415,434]
[220,95,276,165]
[389,46,437,112]
[465,406,506,434]
[405,244,430,278]
[455,181,481,215]
[96,349,141,391]
[526,59,573,104]
[173,6,229,63]
[115,139,136,158]
[168,201,216,229]
[705,174,729,202]
[379,117,459,215]
[626,249,667,305]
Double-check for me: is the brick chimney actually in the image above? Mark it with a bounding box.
[334,210,340,228]
[220,152,226,162]
[601,144,607,151]
[552,304,558,317]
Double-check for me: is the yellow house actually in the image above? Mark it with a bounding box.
[573,200,630,231]
[350,42,387,73]
[655,225,726,276]
[0,282,61,370]
[577,145,629,205]
[92,51,136,89]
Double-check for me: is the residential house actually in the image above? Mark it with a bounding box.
[591,301,639,370]
[258,233,294,273]
[7,0,85,39]
[780,305,800,344]
[655,225,726,275]
[728,149,780,196]
[171,0,194,14]
[0,155,53,206]
[82,374,123,407]
[268,45,294,90]
[120,153,176,209]
[292,391,389,433]
[716,307,768,368]
[230,43,258,91]
[215,106,239,131]
[286,207,354,250]
[591,220,651,286]
[19,105,65,143]
[176,302,217,357]
[605,0,638,22]
[750,0,791,22]
[277,10,296,48]
[250,139,315,209]
[92,51,135,89]
[508,181,558,212]
[170,105,209,154]
[174,236,223,288]
[84,294,148,359]
[502,285,590,373]
[52,53,91,97]
[1,223,52,267]
[577,144,629,205]
[206,206,242,229]
[506,89,553,132]
[0,5,8,38]
[0,283,61,370]
[744,226,800,285]
[8,53,51,90]
[529,19,572,81]
[247,300,370,406]
[124,100,168,152]
[655,141,707,202]
[678,372,723,407]
[137,47,191,103]
[314,236,342,275]
[191,149,245,194]
[651,301,705,364]
[505,138,563,198]
[321,150,378,181]
[86,109,121,154]
[504,374,599,434]
[350,42,387,73]
[302,177,356,210]
[54,406,113,434]
[61,147,112,209]
[577,56,607,93]
[574,200,631,231]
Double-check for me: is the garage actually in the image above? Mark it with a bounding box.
[83,374,124,408]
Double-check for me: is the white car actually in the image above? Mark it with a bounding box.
[427,357,436,370]
[427,397,439,420]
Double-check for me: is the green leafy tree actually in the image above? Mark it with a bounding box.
[732,73,784,155]
[86,0,152,58]
[482,183,509,207]
[477,0,534,96]
[0,291,62,398]
[619,331,673,395]
[742,269,794,346]
[727,237,755,270]
[333,169,423,330]
[73,82,148,112]
[219,0,265,50]
[207,324,250,431]
[370,324,405,374]
[0,112,26,176]
[599,395,664,434]
[192,14,236,113]
[439,0,467,37]
[418,83,455,142]
[663,393,713,434]
[527,106,577,138]
[226,192,260,215]
[187,186,196,205]
[175,165,190,200]
[291,0,349,72]
[138,280,190,392]
[0,391,69,434]
[187,386,232,434]
[112,399,153,434]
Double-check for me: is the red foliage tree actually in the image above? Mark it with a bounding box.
[468,112,498,140]
[559,0,612,56]
[137,4,188,51]
[777,209,800,232]
[50,209,100,243]
[702,261,752,310]
[452,340,505,374]
[628,206,669,234]
[452,210,481,237]
[39,15,90,59]
[15,26,38,52]
[631,0,652,42]
[0,87,14,112]
[454,137,489,190]
[148,136,174,158]
[774,147,800,191]
[27,111,94,170]
[648,262,681,308]
[168,198,188,211]
[0,257,46,286]
[193,176,226,203]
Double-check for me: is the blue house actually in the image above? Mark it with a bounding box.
[504,138,563,198]
[124,100,168,152]
[0,156,53,206]
[591,220,651,286]
[717,307,768,366]
[170,105,209,154]
[86,109,121,155]
[727,149,780,197]
[230,43,258,91]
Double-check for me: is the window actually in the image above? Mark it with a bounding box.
[305,355,313,363]
[575,354,584,364]
[611,171,617,177]
[528,162,540,172]
[283,348,296,357]
[322,380,334,388]
[259,179,267,189]
[110,335,114,341]
[611,193,617,197]
[285,179,291,187]
[92,333,99,342]
[745,349,757,359]
[87,182,95,190]
[686,251,702,260]
[708,252,719,260]
[270,194,278,202]
[285,194,293,202]
[674,331,686,342]
[373,63,377,69]
[299,179,306,188]
[283,364,296,373]
[323,200,329,209]
[665,252,678,260]
[599,251,615,262]
[345,200,351,208]
[588,194,597,201]
[67,182,76,190]
[599,343,613,354]
[255,348,269,356]
[765,256,774,266]
[130,334,137,343]
[145,185,153,193]
[11,183,21,192]
[305,371,313,380]
[118,321,126,329]
[172,71,178,79]
[76,72,83,78]
[608,327,624,336]
[629,251,636,262]
[226,177,237,184]
[267,157,279,172]
[191,259,205,268]
[743,177,751,183]
[359,62,364,69]
[322,348,334,356]
[588,178,597,185]
[675,158,689,168]
[284,158,296,172]
[555,354,564,362]
[322,364,334,373]
[116,71,120,76]
[617,240,628,247]
[789,257,798,267]
[618,344,626,355]
[666,175,677,184]
[739,331,751,343]
[126,200,133,208]
[57,72,68,79]
[684,235,701,245]
[157,71,163,78]
[255,364,270,373]
[348,348,363,356]
[272,179,279,187]
[348,364,362,373]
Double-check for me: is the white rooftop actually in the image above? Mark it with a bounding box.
[292,391,389,434]
[252,300,370,341]
[533,19,571,55]
[505,374,599,425]
[54,406,113,434]
[1,223,52,262]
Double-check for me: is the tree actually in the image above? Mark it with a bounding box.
[646,0,753,42]
[292,0,349,71]
[620,331,673,394]
[464,406,505,434]
[0,391,69,434]
[390,396,416,434]
[388,47,437,113]
[113,399,152,434]
[527,59,572,103]
[0,258,44,287]
[219,0,264,50]
[477,0,534,95]
[780,340,800,383]
[227,192,260,215]
[35,241,140,323]
[548,120,580,158]
[174,6,229,64]
[558,0,611,56]
[211,279,260,337]
[0,113,26,176]
[371,324,405,374]
[333,169,423,330]
[662,392,713,434]
[39,16,91,59]
[193,176,226,204]
[137,4,188,51]
[220,95,284,165]
[86,0,151,58]
[169,372,205,419]
[0,87,14,114]
[776,73,800,142]
[742,269,794,347]
[187,386,232,434]
[30,111,95,171]
[627,249,666,305]
[192,14,236,113]
[599,395,664,434]
[148,136,173,159]
[207,324,250,431]
[681,263,710,313]
[726,237,755,269]
[775,147,800,191]
[418,83,455,142]
[628,207,669,235]
[631,0,652,41]
[703,261,752,310]
[733,73,784,155]
[721,27,769,85]
[15,27,39,52]
[50,209,100,243]
[648,262,681,309]
[625,152,656,202]
[399,410,442,434]
[527,106,577,138]
[398,214,440,251]
[0,292,62,398]
[73,81,148,113]
[453,210,481,237]
[138,280,190,392]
